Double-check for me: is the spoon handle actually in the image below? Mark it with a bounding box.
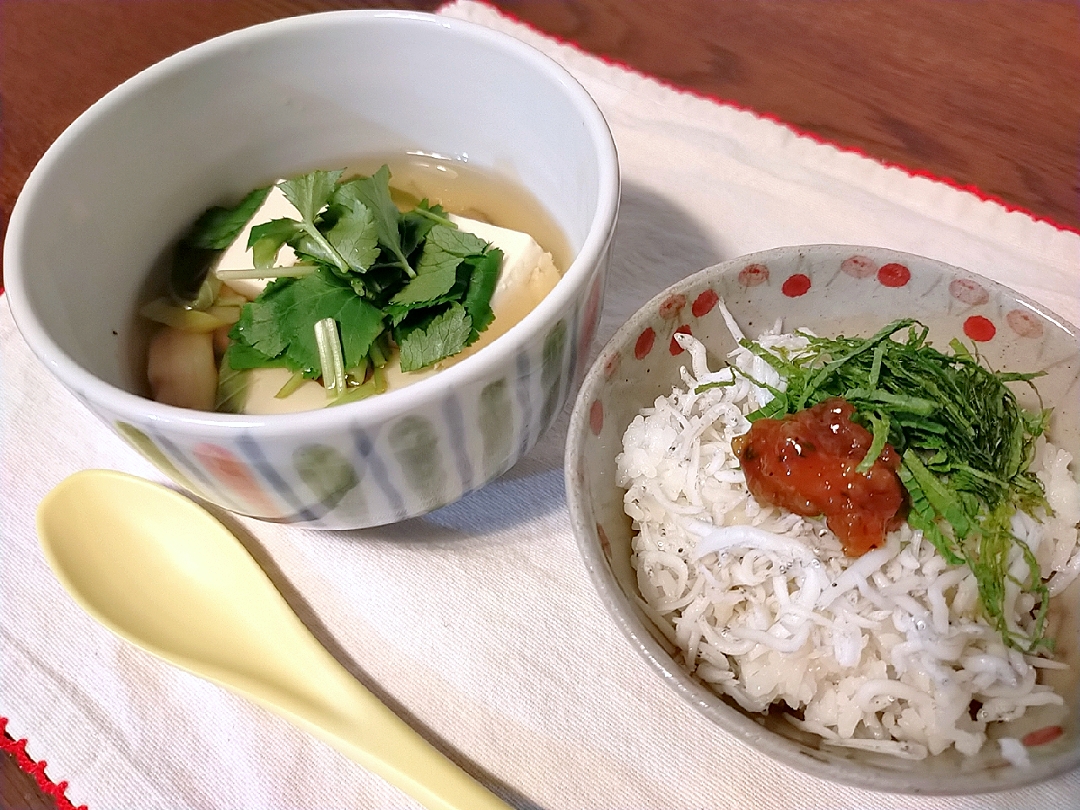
[172,603,515,810]
[269,681,516,810]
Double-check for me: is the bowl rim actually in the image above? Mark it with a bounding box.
[3,8,620,436]
[565,244,1080,794]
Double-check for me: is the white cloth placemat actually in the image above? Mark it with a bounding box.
[3,2,1078,808]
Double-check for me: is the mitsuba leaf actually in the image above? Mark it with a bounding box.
[229,270,384,377]
[280,170,341,223]
[170,186,272,302]
[185,186,272,250]
[397,303,472,371]
[283,271,385,377]
[409,200,454,227]
[324,197,379,274]
[411,225,490,290]
[382,224,493,314]
[250,218,303,269]
[334,166,411,275]
[358,262,411,305]
[461,248,502,341]
[385,228,499,322]
[416,225,488,275]
[222,340,287,370]
[399,201,452,253]
[389,267,459,308]
[290,229,345,270]
[229,277,297,359]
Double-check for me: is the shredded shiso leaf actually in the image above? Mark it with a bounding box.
[738,319,1052,652]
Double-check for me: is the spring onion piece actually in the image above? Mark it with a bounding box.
[330,362,389,407]
[274,370,308,400]
[140,298,234,333]
[205,306,242,326]
[346,357,370,388]
[214,354,249,414]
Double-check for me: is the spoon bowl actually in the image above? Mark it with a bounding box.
[37,469,514,810]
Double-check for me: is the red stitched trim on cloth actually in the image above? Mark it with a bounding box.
[456,0,1079,238]
[1,718,87,810]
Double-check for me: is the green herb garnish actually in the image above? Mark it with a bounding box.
[742,319,1052,652]
[170,185,272,303]
[206,166,501,394]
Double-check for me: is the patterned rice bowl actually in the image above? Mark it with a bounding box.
[5,11,619,529]
[565,245,1080,793]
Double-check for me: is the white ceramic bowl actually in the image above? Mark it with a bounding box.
[5,10,619,528]
[566,246,1080,793]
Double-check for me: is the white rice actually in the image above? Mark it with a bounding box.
[616,319,1080,759]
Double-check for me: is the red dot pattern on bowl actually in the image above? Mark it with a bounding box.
[963,315,997,342]
[1022,725,1064,747]
[626,256,1041,392]
[739,263,769,286]
[841,255,877,278]
[604,351,621,378]
[659,293,686,319]
[1007,308,1044,339]
[670,324,692,355]
[950,278,990,306]
[877,263,911,287]
[634,327,656,359]
[692,288,720,317]
[782,273,811,297]
[589,399,604,436]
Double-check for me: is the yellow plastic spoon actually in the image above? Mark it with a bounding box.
[37,469,515,810]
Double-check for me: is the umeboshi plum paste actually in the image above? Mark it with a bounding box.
[732,398,906,556]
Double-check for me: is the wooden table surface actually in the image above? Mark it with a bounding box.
[1,1,1077,808]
